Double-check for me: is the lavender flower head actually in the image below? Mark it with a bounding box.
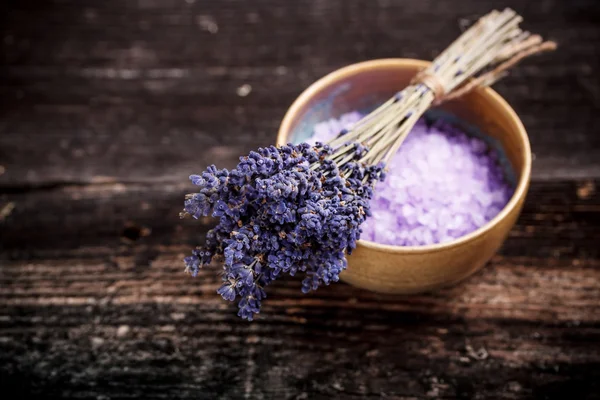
[183,142,384,320]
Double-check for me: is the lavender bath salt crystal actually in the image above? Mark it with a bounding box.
[308,112,514,246]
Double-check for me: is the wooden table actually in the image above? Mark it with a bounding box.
[1,1,599,398]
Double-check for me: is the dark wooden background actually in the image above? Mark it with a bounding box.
[1,0,599,399]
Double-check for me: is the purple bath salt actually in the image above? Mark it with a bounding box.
[308,112,514,246]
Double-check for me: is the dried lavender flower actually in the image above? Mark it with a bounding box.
[183,143,383,320]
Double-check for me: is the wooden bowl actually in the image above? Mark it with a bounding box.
[277,59,531,294]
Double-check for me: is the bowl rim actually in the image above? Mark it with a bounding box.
[277,58,531,254]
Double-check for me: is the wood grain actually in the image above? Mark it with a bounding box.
[1,0,600,399]
[1,179,599,398]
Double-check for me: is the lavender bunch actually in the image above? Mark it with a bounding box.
[182,8,555,320]
[182,143,385,320]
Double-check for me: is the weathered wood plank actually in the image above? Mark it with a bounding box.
[2,180,599,258]
[2,250,600,322]
[1,0,599,187]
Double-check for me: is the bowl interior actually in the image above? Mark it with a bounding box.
[277,59,531,250]
[284,62,422,145]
